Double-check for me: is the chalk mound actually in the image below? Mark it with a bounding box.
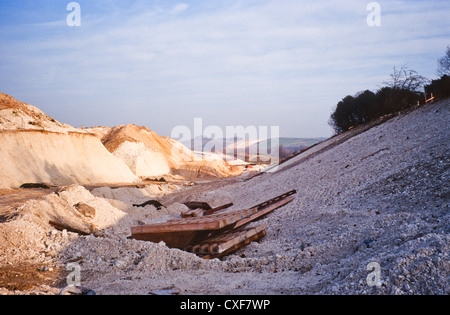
[0,94,139,188]
[0,93,81,133]
[112,141,171,177]
[0,184,188,267]
[172,158,244,179]
[102,124,243,179]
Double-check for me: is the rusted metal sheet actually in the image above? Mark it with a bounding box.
[130,190,297,257]
[186,224,267,259]
[181,202,234,218]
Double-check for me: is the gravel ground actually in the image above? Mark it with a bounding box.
[0,99,448,295]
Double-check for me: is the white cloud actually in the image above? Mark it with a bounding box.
[172,3,189,14]
[1,0,448,137]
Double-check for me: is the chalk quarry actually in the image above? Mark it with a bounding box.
[0,93,448,295]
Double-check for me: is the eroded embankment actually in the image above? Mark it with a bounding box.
[0,130,139,188]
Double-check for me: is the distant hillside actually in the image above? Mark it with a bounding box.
[278,137,327,150]
[102,124,243,179]
[180,136,326,160]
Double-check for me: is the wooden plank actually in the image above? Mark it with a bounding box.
[131,190,296,250]
[182,203,234,217]
[206,230,266,259]
[183,202,212,210]
[132,190,295,235]
[181,208,205,218]
[205,203,233,215]
[252,190,297,210]
[131,208,257,234]
[130,230,209,249]
[189,225,267,259]
[215,225,267,254]
[233,196,294,229]
[187,224,267,256]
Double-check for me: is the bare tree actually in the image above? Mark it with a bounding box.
[437,46,450,77]
[383,66,428,93]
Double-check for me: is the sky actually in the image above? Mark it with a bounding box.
[0,0,449,138]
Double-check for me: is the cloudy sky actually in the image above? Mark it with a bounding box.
[0,0,449,137]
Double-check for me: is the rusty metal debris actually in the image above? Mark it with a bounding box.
[131,190,297,259]
[186,224,268,259]
[132,200,166,210]
[182,202,234,218]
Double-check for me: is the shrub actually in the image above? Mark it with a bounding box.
[424,75,450,99]
[329,88,421,134]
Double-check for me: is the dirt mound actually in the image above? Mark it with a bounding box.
[102,124,243,179]
[0,184,191,284]
[172,159,244,179]
[0,131,140,188]
[0,93,82,133]
[0,94,139,188]
[81,126,112,139]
